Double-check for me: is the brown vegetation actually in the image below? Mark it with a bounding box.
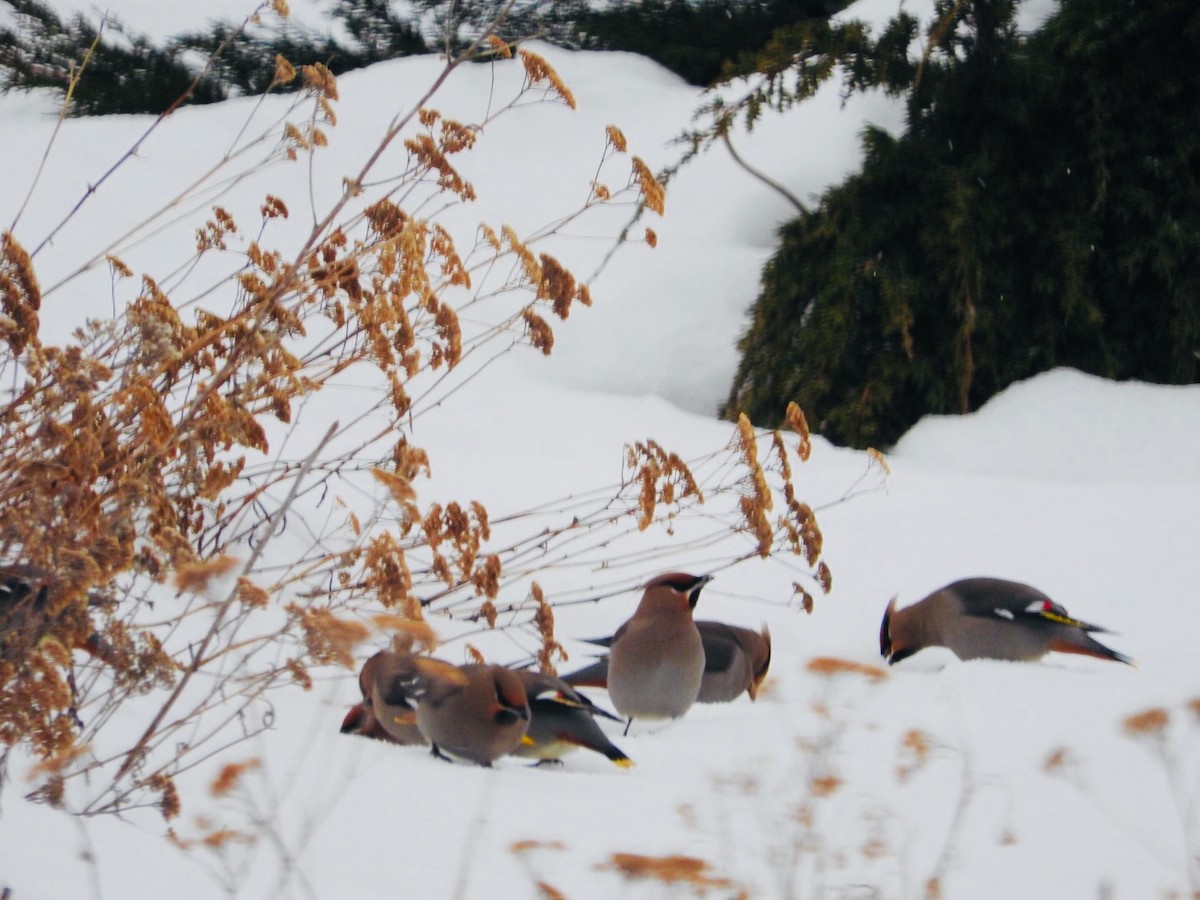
[0,6,839,827]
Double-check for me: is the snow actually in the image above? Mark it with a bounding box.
[2,1,1198,898]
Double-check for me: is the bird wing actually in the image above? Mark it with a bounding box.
[959,589,1110,634]
[698,623,737,674]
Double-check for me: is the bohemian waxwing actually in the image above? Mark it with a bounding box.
[606,572,710,731]
[404,660,532,766]
[511,669,633,767]
[340,699,402,743]
[880,577,1134,665]
[695,621,772,702]
[353,648,427,745]
[564,619,772,704]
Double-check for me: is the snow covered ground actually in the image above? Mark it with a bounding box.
[1,1,1196,898]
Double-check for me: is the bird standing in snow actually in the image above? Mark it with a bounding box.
[510,669,632,767]
[564,619,771,705]
[361,650,531,766]
[606,572,710,732]
[352,648,427,745]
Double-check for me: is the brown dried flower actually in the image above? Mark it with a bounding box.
[1,231,41,355]
[806,656,888,683]
[484,35,512,59]
[631,157,665,215]
[1122,707,1169,736]
[272,54,296,86]
[598,853,734,890]
[210,758,261,798]
[605,125,627,153]
[786,401,812,461]
[174,556,239,595]
[302,62,338,100]
[518,50,576,109]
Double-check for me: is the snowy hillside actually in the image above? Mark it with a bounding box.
[1,1,1196,898]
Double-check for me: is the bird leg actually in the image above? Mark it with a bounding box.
[429,744,453,764]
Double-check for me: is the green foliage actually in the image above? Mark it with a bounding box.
[572,0,849,87]
[723,0,1200,448]
[172,16,426,99]
[0,0,854,115]
[0,0,428,116]
[0,0,227,115]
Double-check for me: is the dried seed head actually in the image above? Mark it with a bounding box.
[786,401,812,461]
[236,577,270,609]
[1042,746,1072,774]
[173,556,239,595]
[522,309,554,355]
[302,62,338,100]
[106,254,133,278]
[1,231,41,356]
[793,584,814,613]
[148,773,181,820]
[485,35,512,59]
[810,775,842,797]
[538,253,576,319]
[272,54,296,86]
[518,50,576,109]
[368,617,438,654]
[210,758,261,797]
[631,157,665,215]
[605,125,627,153]
[1122,707,1169,736]
[598,853,734,890]
[297,607,371,669]
[806,656,888,682]
[815,561,832,593]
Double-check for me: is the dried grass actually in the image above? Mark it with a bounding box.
[0,4,854,831]
[599,851,740,893]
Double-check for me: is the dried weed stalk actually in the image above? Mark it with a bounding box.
[0,7,856,828]
[598,851,744,896]
[1119,701,1200,894]
[697,660,987,899]
[0,28,674,819]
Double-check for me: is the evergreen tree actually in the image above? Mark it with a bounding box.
[723,0,1200,448]
[572,0,848,86]
[0,0,226,114]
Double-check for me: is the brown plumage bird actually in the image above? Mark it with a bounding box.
[511,669,632,767]
[340,699,402,743]
[606,572,711,732]
[880,577,1133,666]
[382,657,531,766]
[350,648,427,745]
[695,621,772,702]
[564,620,772,704]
